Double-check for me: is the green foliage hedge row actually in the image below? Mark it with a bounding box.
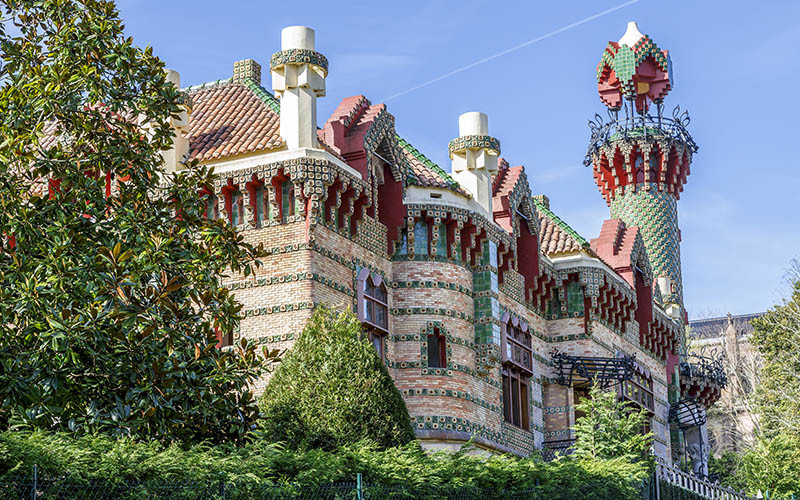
[0,431,648,500]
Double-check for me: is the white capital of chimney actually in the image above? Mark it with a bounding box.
[272,26,327,150]
[450,112,499,216]
[161,69,191,174]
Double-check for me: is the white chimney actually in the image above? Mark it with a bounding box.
[161,69,191,173]
[271,26,327,150]
[449,112,500,215]
[656,275,682,320]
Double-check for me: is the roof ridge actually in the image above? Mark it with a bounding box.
[531,196,589,248]
[395,134,460,189]
[182,77,233,93]
[239,78,281,114]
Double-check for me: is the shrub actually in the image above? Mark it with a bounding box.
[258,306,415,451]
[738,433,800,497]
[0,431,647,499]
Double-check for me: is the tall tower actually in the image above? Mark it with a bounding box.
[586,21,698,322]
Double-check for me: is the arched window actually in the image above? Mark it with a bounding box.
[427,327,446,368]
[501,314,533,430]
[357,268,388,360]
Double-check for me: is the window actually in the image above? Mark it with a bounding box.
[413,220,428,256]
[255,185,269,226]
[216,326,233,348]
[566,281,585,316]
[282,180,296,222]
[620,365,654,413]
[357,268,388,360]
[229,190,243,226]
[434,222,448,257]
[204,193,218,220]
[501,315,533,430]
[427,327,446,368]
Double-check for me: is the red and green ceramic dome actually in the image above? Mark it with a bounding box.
[597,21,673,113]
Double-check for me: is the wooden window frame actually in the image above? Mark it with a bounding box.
[357,268,389,360]
[620,364,655,414]
[500,313,533,431]
[427,326,447,368]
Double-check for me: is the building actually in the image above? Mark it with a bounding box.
[162,22,723,466]
[689,313,763,455]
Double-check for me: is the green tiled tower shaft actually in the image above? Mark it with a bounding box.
[609,183,683,306]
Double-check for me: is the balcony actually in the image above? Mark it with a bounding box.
[584,103,698,167]
[678,352,727,407]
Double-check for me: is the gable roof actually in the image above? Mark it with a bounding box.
[396,135,466,195]
[185,79,283,161]
[531,196,589,256]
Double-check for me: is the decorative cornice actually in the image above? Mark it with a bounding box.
[270,48,329,74]
[448,135,501,158]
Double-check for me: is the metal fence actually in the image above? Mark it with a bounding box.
[0,464,779,500]
[0,470,544,500]
[654,462,755,500]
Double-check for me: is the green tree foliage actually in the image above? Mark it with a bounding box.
[0,0,274,443]
[259,306,415,451]
[0,431,648,500]
[734,264,800,497]
[738,433,800,498]
[750,279,800,437]
[571,382,652,470]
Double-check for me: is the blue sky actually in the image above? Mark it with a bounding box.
[116,0,800,319]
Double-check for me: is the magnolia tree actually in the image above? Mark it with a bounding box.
[0,0,276,443]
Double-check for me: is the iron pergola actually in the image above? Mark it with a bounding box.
[551,350,634,388]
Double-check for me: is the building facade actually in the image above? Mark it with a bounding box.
[689,314,762,456]
[163,23,722,465]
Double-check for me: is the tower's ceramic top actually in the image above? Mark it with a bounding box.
[597,22,673,112]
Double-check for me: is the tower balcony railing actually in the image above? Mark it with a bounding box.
[679,350,728,390]
[584,102,699,167]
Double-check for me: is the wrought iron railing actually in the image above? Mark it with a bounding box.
[679,350,728,389]
[584,102,698,167]
[656,461,755,500]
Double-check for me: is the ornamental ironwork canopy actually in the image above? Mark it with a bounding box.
[668,398,707,431]
[551,351,634,388]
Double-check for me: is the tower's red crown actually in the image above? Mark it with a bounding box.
[597,21,673,113]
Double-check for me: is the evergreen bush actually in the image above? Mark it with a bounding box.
[258,306,415,451]
[0,431,647,499]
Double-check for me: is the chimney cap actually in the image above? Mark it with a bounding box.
[281,26,315,51]
[233,59,262,86]
[458,111,489,136]
[165,68,180,88]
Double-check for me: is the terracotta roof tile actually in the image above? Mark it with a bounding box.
[396,136,467,196]
[531,196,588,255]
[187,80,283,161]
